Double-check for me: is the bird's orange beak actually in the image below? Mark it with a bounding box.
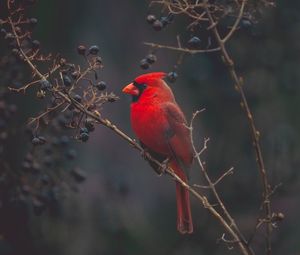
[122,83,139,96]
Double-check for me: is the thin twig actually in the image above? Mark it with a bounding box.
[222,1,246,43]
[203,4,272,254]
[143,42,220,54]
[190,110,254,255]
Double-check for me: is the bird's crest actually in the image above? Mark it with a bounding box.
[134,72,166,84]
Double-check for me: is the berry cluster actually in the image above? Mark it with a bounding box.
[146,10,205,50]
[0,0,119,217]
[140,53,157,70]
[20,114,89,215]
[142,0,264,81]
[146,13,174,31]
[139,51,178,83]
[1,5,118,137]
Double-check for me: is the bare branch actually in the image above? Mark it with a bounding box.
[144,42,221,54]
[214,167,234,186]
[190,111,254,255]
[203,6,273,254]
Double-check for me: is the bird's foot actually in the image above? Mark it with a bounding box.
[159,158,170,175]
[140,148,148,160]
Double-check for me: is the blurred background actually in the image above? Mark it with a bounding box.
[0,0,300,255]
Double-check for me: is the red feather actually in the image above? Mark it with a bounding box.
[123,72,193,234]
[134,72,166,84]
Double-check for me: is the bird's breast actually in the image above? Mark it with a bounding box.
[130,103,169,155]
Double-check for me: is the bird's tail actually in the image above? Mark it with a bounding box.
[171,161,193,234]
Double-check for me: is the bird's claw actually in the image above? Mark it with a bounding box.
[140,149,148,160]
[158,158,170,175]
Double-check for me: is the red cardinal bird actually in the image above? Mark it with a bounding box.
[122,72,193,234]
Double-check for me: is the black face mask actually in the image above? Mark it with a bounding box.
[131,82,147,103]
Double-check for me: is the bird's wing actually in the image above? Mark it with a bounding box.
[162,102,194,176]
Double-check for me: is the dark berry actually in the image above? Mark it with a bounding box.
[79,132,89,142]
[68,65,76,73]
[14,26,22,34]
[71,71,80,80]
[73,94,82,102]
[5,33,15,41]
[88,45,100,55]
[85,119,95,132]
[95,56,103,64]
[40,80,52,91]
[66,149,77,160]
[95,81,106,91]
[0,28,6,36]
[160,16,169,26]
[32,162,41,172]
[63,75,72,87]
[11,48,19,56]
[31,40,40,50]
[29,18,38,26]
[146,14,156,24]
[22,161,32,171]
[59,58,67,66]
[146,54,157,64]
[38,136,47,144]
[152,20,163,31]
[140,59,150,70]
[166,13,174,23]
[71,167,87,182]
[31,137,41,145]
[167,71,178,83]
[77,45,86,55]
[80,127,89,134]
[241,19,252,29]
[188,36,201,48]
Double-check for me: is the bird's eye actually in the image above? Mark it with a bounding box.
[131,82,147,102]
[133,81,147,90]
